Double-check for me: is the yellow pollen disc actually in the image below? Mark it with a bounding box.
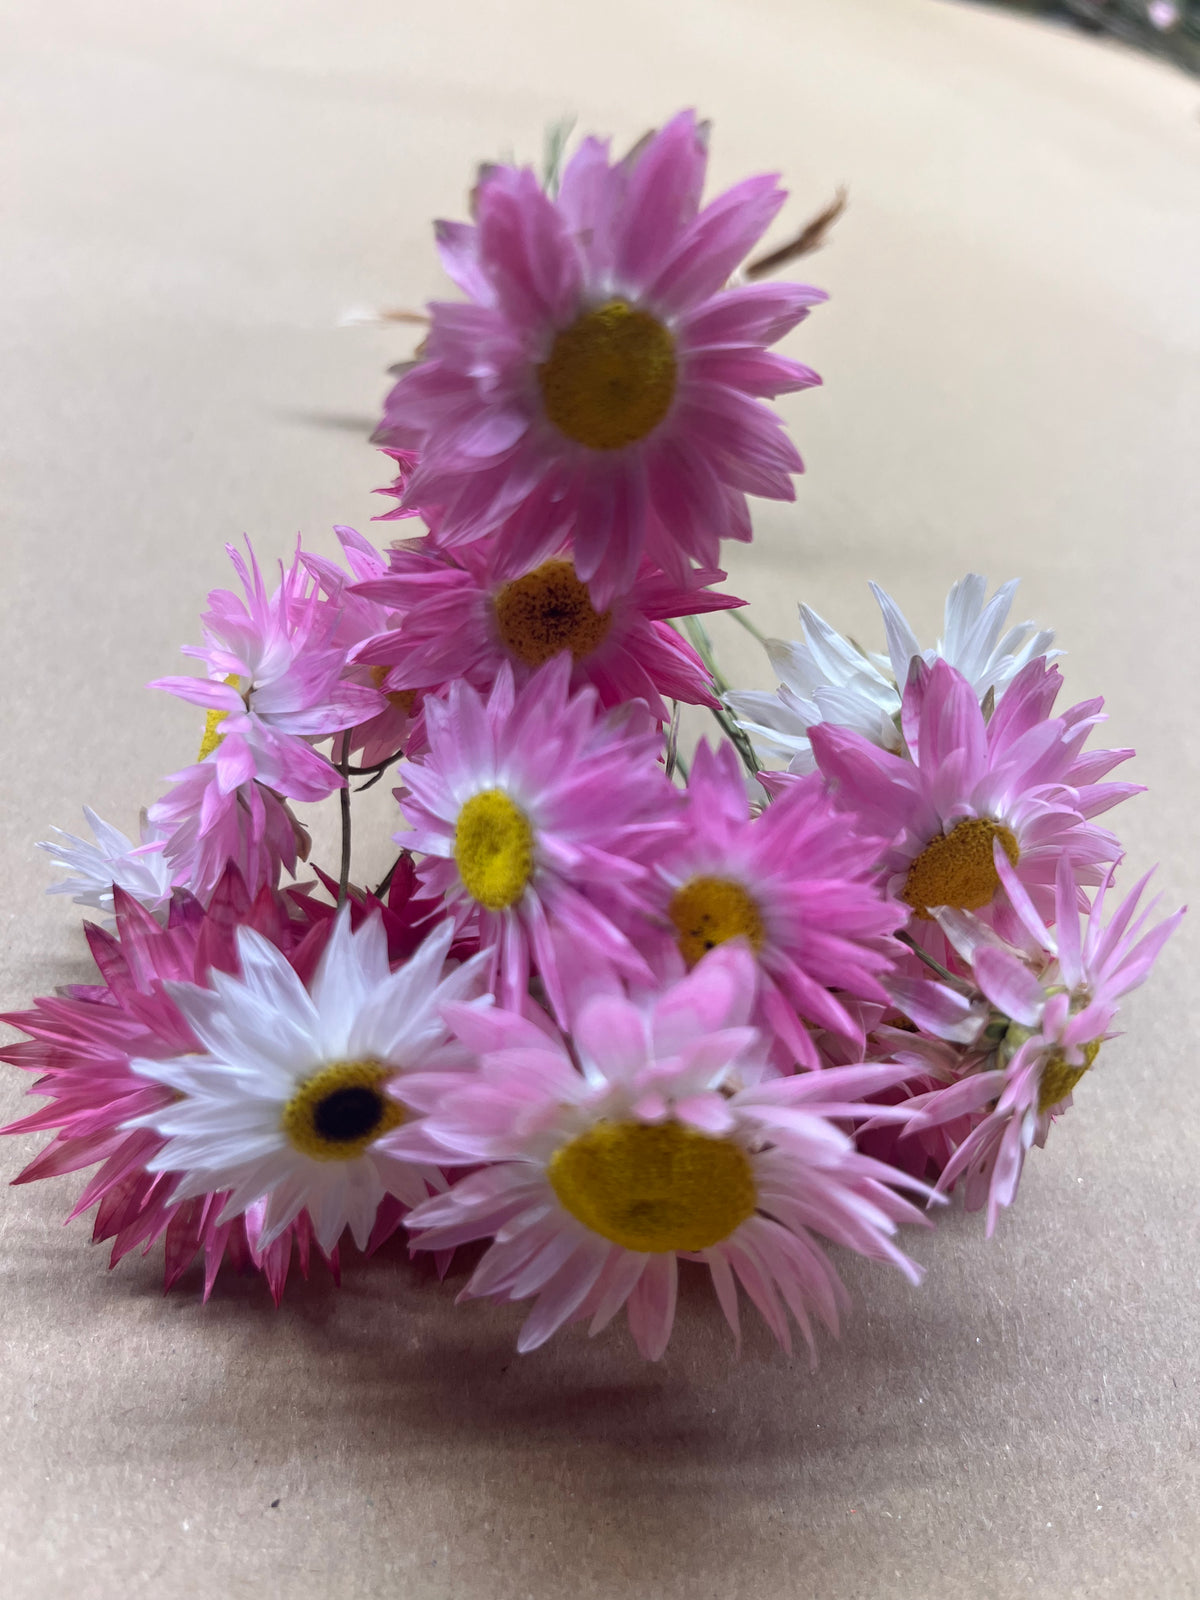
[369,664,418,715]
[453,789,535,911]
[196,674,241,762]
[280,1058,405,1162]
[538,300,677,451]
[548,1120,757,1253]
[493,560,613,667]
[902,818,1020,919]
[1037,1040,1101,1114]
[668,876,766,968]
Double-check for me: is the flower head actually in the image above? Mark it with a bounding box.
[397,657,679,1020]
[152,539,384,803]
[394,946,930,1359]
[148,759,306,904]
[302,524,424,766]
[129,911,487,1257]
[810,656,1138,940]
[902,856,1182,1230]
[729,573,1057,774]
[644,741,903,1067]
[351,537,741,724]
[0,875,334,1300]
[375,111,825,602]
[38,806,174,922]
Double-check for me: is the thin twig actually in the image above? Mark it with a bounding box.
[374,853,405,900]
[745,187,848,280]
[896,930,958,985]
[337,734,352,910]
[343,751,405,777]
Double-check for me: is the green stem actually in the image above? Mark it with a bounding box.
[728,607,771,648]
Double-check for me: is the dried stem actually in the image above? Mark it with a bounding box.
[745,187,848,280]
[337,734,352,909]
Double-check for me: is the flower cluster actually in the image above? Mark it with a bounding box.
[3,114,1178,1362]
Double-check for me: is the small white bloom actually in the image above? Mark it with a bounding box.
[727,574,1057,774]
[38,807,174,921]
[128,912,487,1255]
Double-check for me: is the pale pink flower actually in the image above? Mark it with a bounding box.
[910,855,1183,1231]
[153,539,384,802]
[392,945,931,1360]
[809,657,1139,943]
[375,110,825,603]
[396,657,680,1020]
[642,740,904,1068]
[351,536,742,724]
[148,759,305,903]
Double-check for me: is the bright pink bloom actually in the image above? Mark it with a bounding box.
[391,946,931,1360]
[910,855,1183,1231]
[350,536,741,723]
[642,741,904,1068]
[809,657,1139,942]
[0,877,337,1301]
[375,110,825,603]
[396,657,680,1020]
[153,539,384,802]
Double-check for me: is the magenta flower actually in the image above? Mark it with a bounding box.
[391,945,931,1360]
[809,657,1139,942]
[642,741,904,1068]
[375,110,825,602]
[351,536,742,724]
[0,877,338,1301]
[396,657,680,1020]
[152,539,384,803]
[909,856,1182,1231]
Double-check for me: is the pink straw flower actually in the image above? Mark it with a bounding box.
[128,910,488,1257]
[303,524,424,765]
[809,657,1139,943]
[148,759,306,904]
[396,657,679,1020]
[0,876,337,1301]
[909,855,1183,1230]
[375,110,825,603]
[152,538,384,803]
[351,537,741,724]
[391,945,931,1359]
[642,741,904,1067]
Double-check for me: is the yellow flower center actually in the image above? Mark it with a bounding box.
[1037,1040,1101,1114]
[548,1120,757,1253]
[280,1058,405,1162]
[902,818,1020,919]
[493,560,613,667]
[196,674,241,762]
[453,789,535,910]
[369,664,418,715]
[538,300,677,451]
[667,876,766,968]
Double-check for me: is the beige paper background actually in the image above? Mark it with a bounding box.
[2,1,1199,1595]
